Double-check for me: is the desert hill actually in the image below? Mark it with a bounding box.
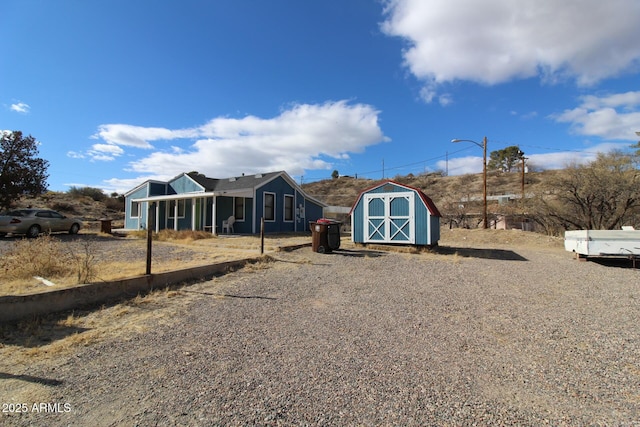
[301,169,557,209]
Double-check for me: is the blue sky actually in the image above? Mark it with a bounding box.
[2,0,640,194]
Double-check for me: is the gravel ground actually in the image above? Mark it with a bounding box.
[2,242,640,426]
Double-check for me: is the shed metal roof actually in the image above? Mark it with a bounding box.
[349,180,442,217]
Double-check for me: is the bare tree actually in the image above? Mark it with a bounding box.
[537,152,640,230]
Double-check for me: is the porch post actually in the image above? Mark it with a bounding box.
[155,202,160,233]
[174,201,179,231]
[212,195,217,236]
[191,197,196,231]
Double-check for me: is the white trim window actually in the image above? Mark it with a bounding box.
[234,197,245,221]
[168,199,186,218]
[284,194,294,222]
[130,201,140,218]
[264,192,275,221]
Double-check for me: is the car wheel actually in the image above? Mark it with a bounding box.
[69,223,80,235]
[27,225,41,238]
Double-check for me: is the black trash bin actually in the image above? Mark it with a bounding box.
[100,218,112,234]
[310,219,341,253]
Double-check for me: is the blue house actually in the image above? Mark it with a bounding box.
[124,171,325,234]
[350,180,441,246]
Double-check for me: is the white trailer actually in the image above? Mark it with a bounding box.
[564,230,640,264]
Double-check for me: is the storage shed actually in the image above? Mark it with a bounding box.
[350,180,442,246]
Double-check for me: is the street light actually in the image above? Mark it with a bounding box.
[518,150,528,230]
[451,136,488,229]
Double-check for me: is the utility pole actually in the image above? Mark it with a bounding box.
[520,154,527,230]
[445,151,449,176]
[482,136,487,229]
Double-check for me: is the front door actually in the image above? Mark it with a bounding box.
[363,192,415,244]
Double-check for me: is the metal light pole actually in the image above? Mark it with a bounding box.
[452,137,488,229]
[518,150,527,230]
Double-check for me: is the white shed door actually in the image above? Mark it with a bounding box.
[363,192,415,244]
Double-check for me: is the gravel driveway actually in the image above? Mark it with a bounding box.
[2,242,640,426]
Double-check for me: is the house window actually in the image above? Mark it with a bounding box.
[130,201,140,218]
[168,199,185,218]
[264,192,275,221]
[284,195,294,222]
[234,197,245,221]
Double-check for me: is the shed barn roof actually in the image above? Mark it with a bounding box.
[349,180,442,217]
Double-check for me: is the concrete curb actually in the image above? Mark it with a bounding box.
[0,256,270,324]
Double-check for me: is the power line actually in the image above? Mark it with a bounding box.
[298,145,477,183]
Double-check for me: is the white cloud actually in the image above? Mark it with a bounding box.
[95,100,389,191]
[66,151,85,159]
[553,91,640,140]
[525,143,623,170]
[91,143,125,155]
[93,124,198,148]
[381,0,640,102]
[83,143,126,162]
[439,156,484,175]
[10,102,30,114]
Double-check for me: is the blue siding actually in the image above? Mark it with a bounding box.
[351,181,440,246]
[414,197,429,245]
[256,176,295,233]
[215,196,234,232]
[235,197,253,234]
[169,175,203,194]
[125,186,149,230]
[352,199,365,243]
[254,176,324,233]
[430,215,440,242]
[215,196,253,234]
[303,198,324,231]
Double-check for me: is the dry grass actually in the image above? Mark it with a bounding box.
[439,227,563,249]
[0,287,189,366]
[0,236,100,294]
[127,229,215,242]
[0,232,312,295]
[0,236,73,280]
